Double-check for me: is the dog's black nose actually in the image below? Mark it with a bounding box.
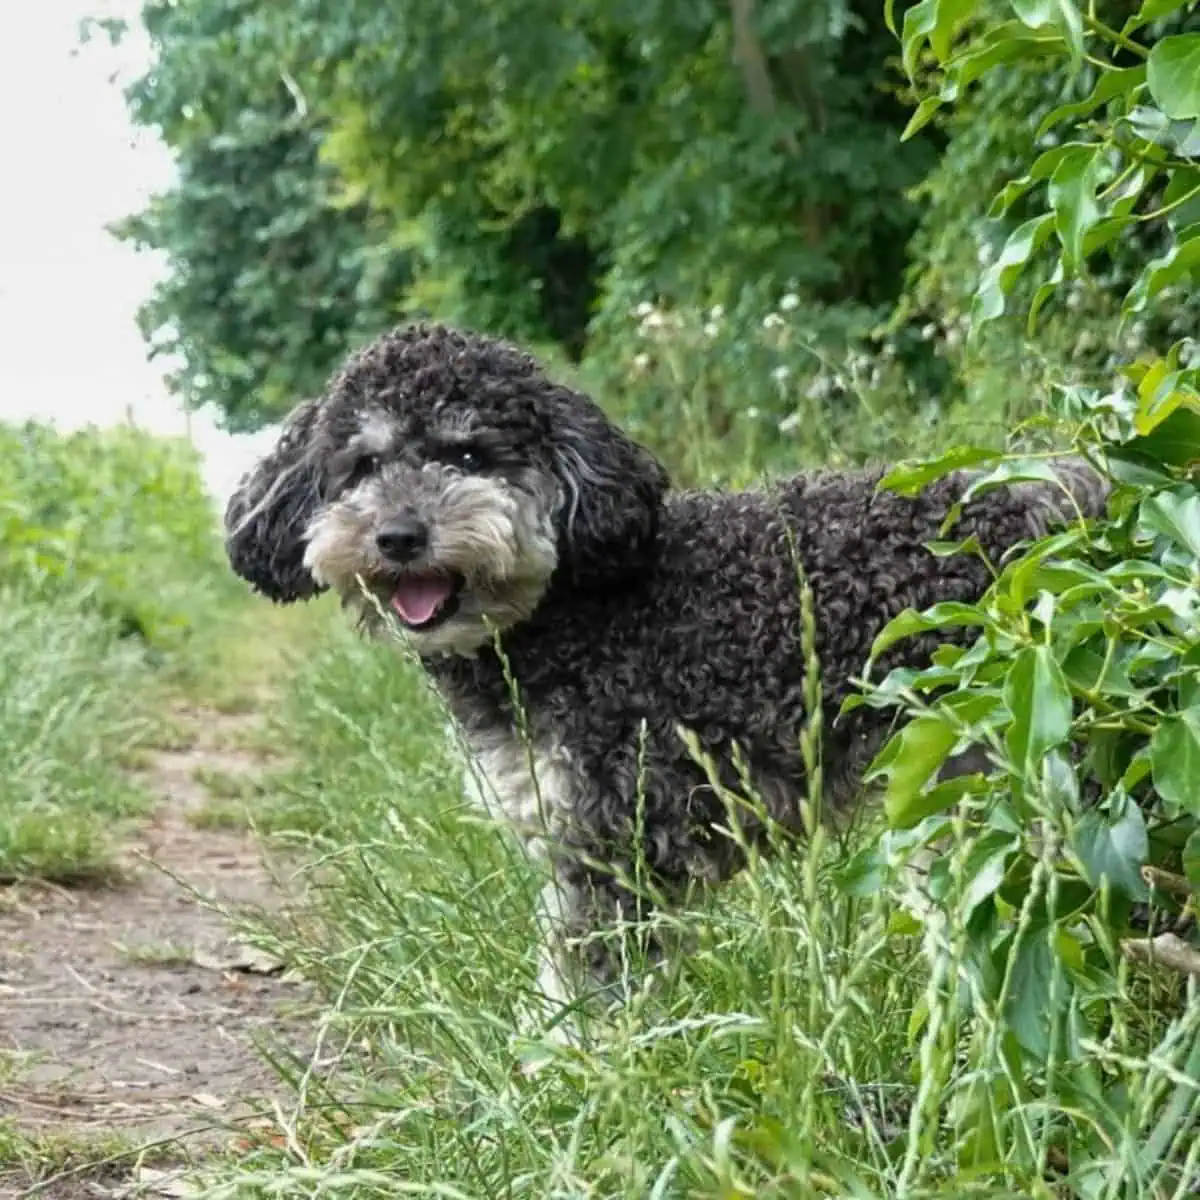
[375,518,428,563]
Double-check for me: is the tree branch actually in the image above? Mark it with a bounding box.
[728,0,799,153]
[1121,932,1200,978]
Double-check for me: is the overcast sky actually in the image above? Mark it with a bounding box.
[0,0,276,501]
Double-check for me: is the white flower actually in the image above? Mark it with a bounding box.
[763,313,785,330]
[709,304,725,321]
[634,301,654,318]
[642,311,665,330]
[807,375,833,402]
[779,293,800,312]
[703,321,720,338]
[745,406,761,419]
[633,352,651,371]
[771,365,790,384]
[778,413,801,434]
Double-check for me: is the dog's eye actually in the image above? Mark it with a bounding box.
[346,453,380,488]
[441,445,484,472]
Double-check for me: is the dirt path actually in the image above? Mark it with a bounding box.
[0,708,312,1197]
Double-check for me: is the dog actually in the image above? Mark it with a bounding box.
[224,321,1107,1021]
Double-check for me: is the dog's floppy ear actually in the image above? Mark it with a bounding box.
[224,398,327,603]
[547,387,670,585]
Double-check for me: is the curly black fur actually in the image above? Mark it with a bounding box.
[225,321,1109,1009]
[224,398,327,603]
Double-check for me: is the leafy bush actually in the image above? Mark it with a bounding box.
[0,594,154,882]
[896,2,1200,415]
[0,420,235,648]
[582,289,997,487]
[825,1,1200,1189]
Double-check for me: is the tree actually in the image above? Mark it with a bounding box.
[109,0,414,430]
[110,0,940,428]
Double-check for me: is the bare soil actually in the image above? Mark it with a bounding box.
[0,708,313,1198]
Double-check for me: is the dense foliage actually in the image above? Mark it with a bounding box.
[106,0,940,441]
[834,2,1200,1190]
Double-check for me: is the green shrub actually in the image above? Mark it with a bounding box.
[0,420,235,648]
[581,289,1005,488]
[828,2,1200,1190]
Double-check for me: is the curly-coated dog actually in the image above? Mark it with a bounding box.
[225,321,1107,1018]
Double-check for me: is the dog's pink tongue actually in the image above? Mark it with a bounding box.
[391,575,452,626]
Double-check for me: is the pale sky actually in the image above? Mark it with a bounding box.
[0,0,276,502]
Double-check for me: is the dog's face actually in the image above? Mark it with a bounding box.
[224,324,670,656]
[299,396,564,655]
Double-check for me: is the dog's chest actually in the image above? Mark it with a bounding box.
[459,725,576,852]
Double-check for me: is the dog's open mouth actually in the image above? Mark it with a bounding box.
[388,571,463,631]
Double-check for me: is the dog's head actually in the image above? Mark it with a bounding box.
[224,323,670,655]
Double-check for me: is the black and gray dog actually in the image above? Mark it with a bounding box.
[225,321,1106,1017]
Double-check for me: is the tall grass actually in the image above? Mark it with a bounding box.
[204,621,1198,1198]
[0,418,251,880]
[0,593,155,883]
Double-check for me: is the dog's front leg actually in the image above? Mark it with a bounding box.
[525,856,665,1045]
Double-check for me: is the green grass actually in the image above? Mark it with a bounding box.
[0,592,157,884]
[188,623,1200,1199]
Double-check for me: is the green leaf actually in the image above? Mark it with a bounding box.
[960,457,1065,504]
[869,602,992,663]
[963,831,1021,913]
[835,843,887,897]
[1028,257,1064,335]
[1122,106,1200,156]
[1124,0,1188,37]
[1072,792,1150,899]
[1150,708,1200,814]
[872,714,961,828]
[902,95,944,141]
[989,174,1036,218]
[1035,67,1146,139]
[1005,645,1074,770]
[1115,404,1200,470]
[1147,34,1200,120]
[902,0,973,75]
[1184,827,1200,889]
[940,22,1063,101]
[973,214,1055,323]
[1062,643,1139,697]
[926,534,984,559]
[1138,488,1200,557]
[1162,169,1200,231]
[1010,0,1084,63]
[1133,355,1200,435]
[1048,144,1104,269]
[1123,223,1200,314]
[1003,925,1059,1061]
[878,447,1001,496]
[1180,645,1200,708]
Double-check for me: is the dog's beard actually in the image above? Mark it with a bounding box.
[303,474,560,656]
